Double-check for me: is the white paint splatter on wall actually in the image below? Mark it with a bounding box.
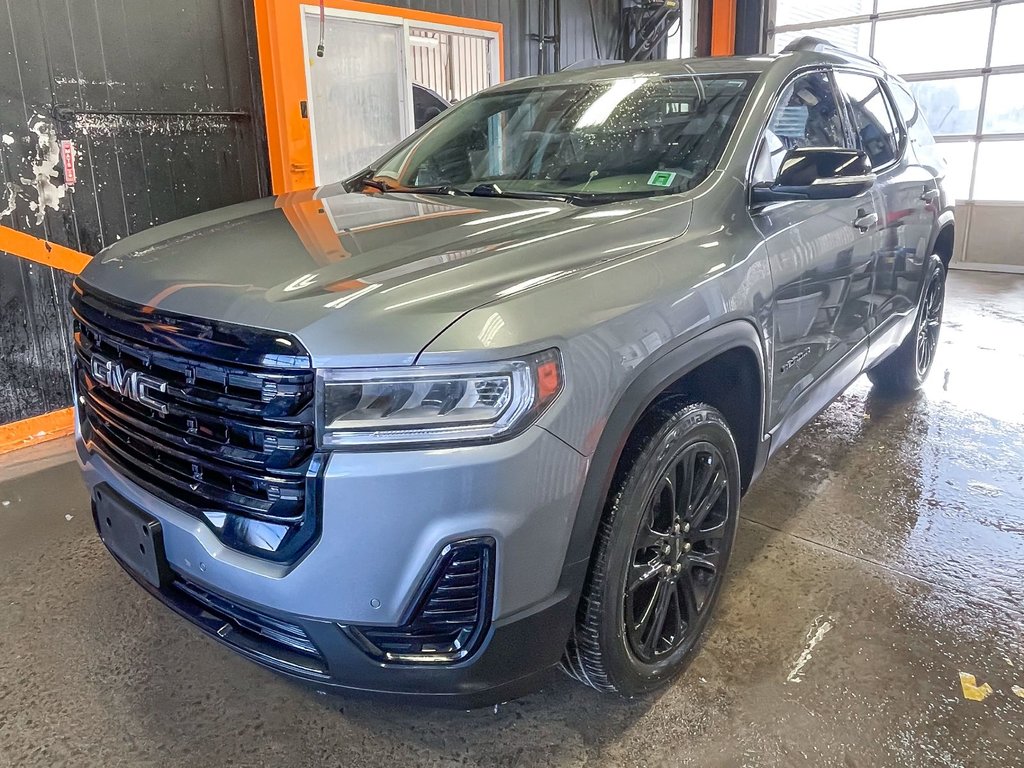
[1,134,14,146]
[19,116,67,225]
[74,112,232,138]
[1,182,18,218]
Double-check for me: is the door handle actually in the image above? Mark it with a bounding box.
[920,187,940,203]
[853,209,878,232]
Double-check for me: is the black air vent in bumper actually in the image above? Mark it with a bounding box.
[171,578,328,678]
[344,538,495,665]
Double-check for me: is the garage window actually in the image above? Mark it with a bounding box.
[769,0,1024,203]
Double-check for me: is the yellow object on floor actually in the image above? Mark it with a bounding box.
[959,672,994,702]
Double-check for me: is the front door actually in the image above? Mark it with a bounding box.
[750,69,879,430]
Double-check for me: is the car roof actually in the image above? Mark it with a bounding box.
[490,40,888,92]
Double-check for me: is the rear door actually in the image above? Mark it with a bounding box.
[834,70,936,336]
[750,69,879,431]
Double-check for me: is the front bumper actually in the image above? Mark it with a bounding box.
[78,424,589,705]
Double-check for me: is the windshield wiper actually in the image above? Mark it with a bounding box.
[398,184,471,197]
[468,183,573,203]
[351,170,392,193]
[352,173,469,197]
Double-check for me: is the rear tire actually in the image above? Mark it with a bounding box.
[867,255,946,396]
[561,399,741,696]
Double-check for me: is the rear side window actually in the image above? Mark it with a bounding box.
[835,71,903,169]
[752,70,848,184]
[889,78,946,175]
[890,79,938,149]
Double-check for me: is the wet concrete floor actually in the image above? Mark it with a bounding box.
[1,270,1022,767]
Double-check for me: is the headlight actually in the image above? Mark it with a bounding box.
[318,349,563,448]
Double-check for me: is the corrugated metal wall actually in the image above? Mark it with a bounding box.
[368,0,622,76]
[0,0,268,426]
[410,28,494,103]
[0,0,623,430]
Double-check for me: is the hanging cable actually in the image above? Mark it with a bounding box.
[588,0,603,60]
[317,0,325,57]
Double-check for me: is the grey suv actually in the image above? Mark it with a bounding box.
[73,39,953,705]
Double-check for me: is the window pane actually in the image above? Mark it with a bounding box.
[836,72,900,168]
[974,142,1024,201]
[891,81,945,170]
[304,14,406,182]
[874,9,991,75]
[908,78,982,136]
[983,75,1024,135]
[937,141,975,202]
[992,4,1024,67]
[753,71,847,184]
[775,1,872,28]
[876,0,965,12]
[772,24,871,56]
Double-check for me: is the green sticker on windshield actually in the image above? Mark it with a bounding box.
[648,171,677,188]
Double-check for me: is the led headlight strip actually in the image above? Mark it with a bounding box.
[318,349,562,448]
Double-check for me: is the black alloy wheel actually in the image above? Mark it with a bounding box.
[562,399,741,695]
[624,442,730,663]
[867,254,946,395]
[916,274,944,378]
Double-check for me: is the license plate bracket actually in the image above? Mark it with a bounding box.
[94,484,171,589]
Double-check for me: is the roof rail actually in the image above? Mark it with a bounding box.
[562,58,626,71]
[780,35,882,66]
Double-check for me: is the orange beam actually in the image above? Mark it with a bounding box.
[0,225,91,274]
[253,0,504,194]
[710,0,736,57]
[0,228,89,453]
[0,408,75,456]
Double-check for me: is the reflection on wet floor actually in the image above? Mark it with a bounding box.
[748,270,1024,614]
[0,271,1021,767]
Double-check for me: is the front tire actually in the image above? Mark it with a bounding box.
[562,399,741,696]
[867,254,946,395]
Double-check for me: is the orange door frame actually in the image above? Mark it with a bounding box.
[710,0,737,56]
[253,0,504,195]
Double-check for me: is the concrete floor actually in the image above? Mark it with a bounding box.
[1,270,1022,767]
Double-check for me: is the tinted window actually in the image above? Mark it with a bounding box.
[836,72,902,168]
[412,84,450,129]
[373,74,755,201]
[753,70,848,184]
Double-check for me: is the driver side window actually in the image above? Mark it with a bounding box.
[753,71,848,185]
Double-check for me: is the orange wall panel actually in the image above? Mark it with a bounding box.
[711,0,736,57]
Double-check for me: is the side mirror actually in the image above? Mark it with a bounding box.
[751,148,875,205]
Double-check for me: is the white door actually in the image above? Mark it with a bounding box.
[303,10,411,184]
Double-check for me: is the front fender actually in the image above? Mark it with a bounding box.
[560,318,767,571]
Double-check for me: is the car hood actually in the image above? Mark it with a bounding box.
[79,185,693,366]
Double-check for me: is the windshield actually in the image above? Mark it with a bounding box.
[365,73,756,202]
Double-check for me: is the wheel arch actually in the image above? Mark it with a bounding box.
[560,319,768,577]
[931,213,955,268]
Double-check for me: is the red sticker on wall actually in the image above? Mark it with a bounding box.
[59,140,76,186]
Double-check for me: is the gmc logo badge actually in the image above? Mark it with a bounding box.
[90,354,169,415]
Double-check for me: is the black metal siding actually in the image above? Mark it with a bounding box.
[0,253,74,425]
[0,0,267,425]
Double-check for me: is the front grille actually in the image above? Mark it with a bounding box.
[72,281,320,561]
[344,539,494,664]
